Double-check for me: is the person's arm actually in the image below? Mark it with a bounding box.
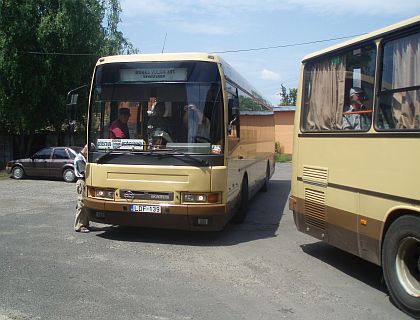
[342,115,352,130]
[109,127,125,139]
[74,155,86,177]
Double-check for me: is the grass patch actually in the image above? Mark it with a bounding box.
[275,153,292,163]
[0,170,10,180]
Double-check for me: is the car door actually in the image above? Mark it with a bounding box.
[50,148,71,177]
[28,148,52,177]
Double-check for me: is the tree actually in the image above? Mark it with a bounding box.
[0,0,135,156]
[278,84,297,106]
[101,0,138,55]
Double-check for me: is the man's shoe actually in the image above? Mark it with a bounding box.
[75,226,90,233]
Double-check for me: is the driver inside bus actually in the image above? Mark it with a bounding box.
[149,102,173,146]
[109,107,130,139]
[182,104,210,142]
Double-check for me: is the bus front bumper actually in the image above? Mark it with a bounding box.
[85,198,227,231]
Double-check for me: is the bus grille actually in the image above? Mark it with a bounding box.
[304,188,326,230]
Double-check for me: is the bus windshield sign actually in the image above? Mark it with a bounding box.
[120,68,188,82]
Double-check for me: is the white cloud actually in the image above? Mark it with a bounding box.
[285,0,420,15]
[120,0,418,36]
[121,0,419,17]
[121,0,177,17]
[261,69,281,81]
[174,20,232,35]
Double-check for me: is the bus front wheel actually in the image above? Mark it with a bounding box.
[232,177,249,223]
[260,162,270,192]
[382,215,420,319]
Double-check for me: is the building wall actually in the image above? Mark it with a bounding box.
[274,111,295,154]
[238,111,295,155]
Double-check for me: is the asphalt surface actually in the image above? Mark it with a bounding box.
[0,163,411,320]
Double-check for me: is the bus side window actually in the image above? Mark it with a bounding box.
[377,32,420,130]
[302,43,376,132]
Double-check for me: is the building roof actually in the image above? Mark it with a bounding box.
[240,111,273,116]
[273,106,296,112]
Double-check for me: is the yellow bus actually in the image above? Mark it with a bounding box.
[289,16,420,317]
[78,53,274,231]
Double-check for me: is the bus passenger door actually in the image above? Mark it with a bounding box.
[226,89,242,212]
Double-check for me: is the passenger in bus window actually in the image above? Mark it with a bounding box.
[149,102,173,142]
[342,87,372,131]
[108,107,130,139]
[183,104,211,142]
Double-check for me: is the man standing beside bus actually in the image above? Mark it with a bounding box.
[343,87,372,131]
[74,145,90,233]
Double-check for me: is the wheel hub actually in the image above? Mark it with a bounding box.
[417,256,420,274]
[396,237,420,297]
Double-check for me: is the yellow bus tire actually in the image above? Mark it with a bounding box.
[232,176,249,223]
[260,162,270,192]
[382,215,420,319]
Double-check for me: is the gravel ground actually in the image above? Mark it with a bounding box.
[0,163,411,320]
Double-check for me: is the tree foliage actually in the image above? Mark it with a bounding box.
[278,84,297,106]
[0,0,135,154]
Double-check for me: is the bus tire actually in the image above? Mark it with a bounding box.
[260,163,270,192]
[382,215,420,319]
[232,177,249,223]
[12,166,25,180]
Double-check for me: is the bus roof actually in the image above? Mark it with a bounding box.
[95,52,274,110]
[96,52,222,65]
[302,15,420,62]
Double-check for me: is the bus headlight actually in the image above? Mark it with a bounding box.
[89,187,115,200]
[182,193,220,204]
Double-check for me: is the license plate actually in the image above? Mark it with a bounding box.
[130,204,161,214]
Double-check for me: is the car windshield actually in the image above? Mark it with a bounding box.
[89,61,224,156]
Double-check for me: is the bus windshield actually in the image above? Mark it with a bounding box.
[89,61,224,157]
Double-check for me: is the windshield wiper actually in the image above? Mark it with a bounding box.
[96,145,145,164]
[96,146,210,166]
[150,149,210,166]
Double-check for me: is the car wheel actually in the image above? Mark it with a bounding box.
[63,169,76,183]
[382,215,420,319]
[12,166,25,180]
[232,176,249,223]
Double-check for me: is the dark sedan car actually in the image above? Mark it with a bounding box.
[6,147,82,183]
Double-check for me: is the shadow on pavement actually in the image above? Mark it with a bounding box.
[95,179,291,246]
[301,241,387,294]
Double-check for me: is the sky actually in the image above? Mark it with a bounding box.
[118,0,419,105]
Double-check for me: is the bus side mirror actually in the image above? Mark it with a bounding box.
[66,85,87,134]
[228,115,238,135]
[66,93,79,122]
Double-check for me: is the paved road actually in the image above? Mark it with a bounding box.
[0,164,411,320]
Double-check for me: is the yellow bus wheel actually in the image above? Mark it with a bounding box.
[260,162,270,192]
[382,215,420,318]
[232,177,249,223]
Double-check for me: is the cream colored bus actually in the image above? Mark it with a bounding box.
[78,53,274,231]
[289,16,420,317]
